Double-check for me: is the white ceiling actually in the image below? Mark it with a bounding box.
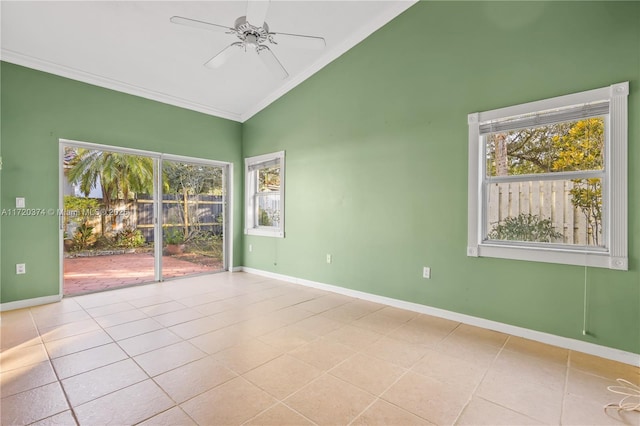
[1,1,415,122]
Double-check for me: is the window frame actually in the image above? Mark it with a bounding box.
[244,151,285,238]
[467,82,628,270]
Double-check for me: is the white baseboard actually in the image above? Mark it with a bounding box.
[0,294,62,312]
[231,266,244,272]
[241,267,640,367]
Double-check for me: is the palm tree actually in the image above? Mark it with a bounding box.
[66,148,154,233]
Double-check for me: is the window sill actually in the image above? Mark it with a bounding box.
[245,228,284,238]
[468,243,627,270]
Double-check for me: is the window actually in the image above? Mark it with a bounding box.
[468,82,628,270]
[245,151,285,237]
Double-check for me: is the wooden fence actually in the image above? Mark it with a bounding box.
[75,195,223,242]
[486,180,599,245]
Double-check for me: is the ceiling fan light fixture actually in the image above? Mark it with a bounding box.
[245,34,259,51]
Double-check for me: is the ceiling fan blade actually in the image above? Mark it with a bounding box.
[246,0,270,27]
[170,16,232,33]
[257,46,288,79]
[270,32,326,50]
[204,43,243,69]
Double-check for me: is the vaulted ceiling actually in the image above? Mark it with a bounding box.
[1,1,416,122]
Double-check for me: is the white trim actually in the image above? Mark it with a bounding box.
[1,49,243,122]
[467,82,629,270]
[0,295,61,312]
[244,151,285,238]
[240,1,417,121]
[241,267,640,367]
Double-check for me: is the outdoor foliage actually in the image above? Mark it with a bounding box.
[488,213,563,243]
[487,118,604,244]
[114,228,146,248]
[72,223,97,251]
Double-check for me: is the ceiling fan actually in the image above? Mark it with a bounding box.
[170,0,326,79]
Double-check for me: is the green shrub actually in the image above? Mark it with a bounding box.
[114,228,146,248]
[488,213,562,243]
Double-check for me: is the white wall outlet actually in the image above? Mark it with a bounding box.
[16,197,25,208]
[422,266,431,279]
[16,263,26,274]
[249,244,253,253]
[326,254,332,264]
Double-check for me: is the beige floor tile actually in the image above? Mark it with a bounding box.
[168,316,226,339]
[456,397,540,425]
[128,295,176,309]
[180,377,277,425]
[351,399,433,426]
[74,379,174,425]
[29,410,77,426]
[382,371,471,425]
[364,336,432,368]
[44,329,113,359]
[257,324,318,352]
[154,356,237,403]
[39,319,101,343]
[188,323,254,354]
[192,299,239,316]
[289,337,355,371]
[0,382,69,425]
[32,310,92,329]
[138,406,197,426]
[325,324,383,350]
[51,343,128,379]
[570,351,639,382]
[72,292,125,309]
[562,392,640,426]
[330,353,405,396]
[244,354,322,399]
[245,403,314,425]
[412,349,487,390]
[61,359,148,406]
[117,328,182,357]
[93,309,148,328]
[29,299,82,317]
[213,339,282,374]
[319,300,384,323]
[292,314,344,336]
[476,350,565,424]
[566,367,623,404]
[503,335,569,364]
[447,324,508,348]
[134,341,206,377]
[436,333,503,367]
[104,317,163,341]
[0,361,57,398]
[0,343,49,372]
[387,316,456,347]
[139,301,188,317]
[284,374,375,425]
[84,301,136,318]
[0,324,41,351]
[152,308,204,327]
[295,294,353,314]
[351,309,413,334]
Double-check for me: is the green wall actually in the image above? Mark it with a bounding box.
[243,2,640,354]
[0,62,243,303]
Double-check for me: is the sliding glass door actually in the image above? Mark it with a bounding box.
[60,141,229,296]
[161,159,226,280]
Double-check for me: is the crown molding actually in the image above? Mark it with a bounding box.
[240,0,417,122]
[1,49,243,122]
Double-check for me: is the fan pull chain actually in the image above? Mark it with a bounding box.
[604,379,640,412]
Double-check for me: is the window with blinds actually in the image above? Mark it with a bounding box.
[245,151,285,238]
[467,83,628,270]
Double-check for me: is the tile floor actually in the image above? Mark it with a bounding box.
[1,272,638,425]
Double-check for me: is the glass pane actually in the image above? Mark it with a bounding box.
[486,118,605,177]
[162,161,225,278]
[258,166,280,193]
[63,146,155,295]
[485,178,603,247]
[256,193,280,227]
